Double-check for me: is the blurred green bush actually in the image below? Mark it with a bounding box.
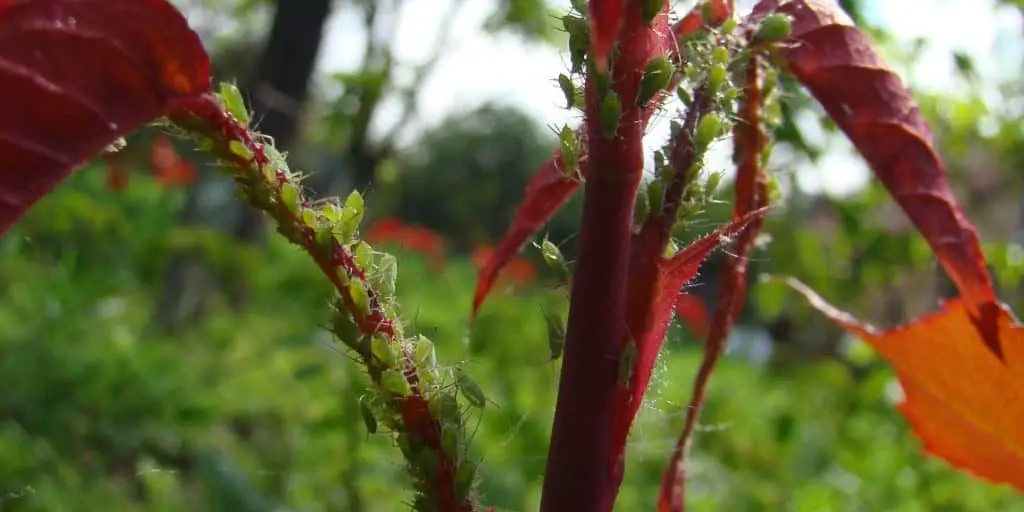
[1,162,1022,511]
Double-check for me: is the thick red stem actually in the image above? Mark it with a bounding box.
[540,4,659,511]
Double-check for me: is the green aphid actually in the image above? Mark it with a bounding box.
[279,181,302,216]
[664,238,680,258]
[414,334,436,368]
[371,252,398,297]
[766,172,784,204]
[441,423,462,462]
[301,208,318,231]
[591,63,612,98]
[381,369,411,397]
[358,395,378,435]
[558,125,580,176]
[720,18,738,34]
[454,461,478,500]
[218,82,250,126]
[646,177,665,215]
[634,181,651,226]
[544,307,566,362]
[723,86,740,105]
[636,55,675,107]
[675,82,692,106]
[704,170,724,199]
[683,62,699,82]
[708,62,728,96]
[331,309,364,351]
[712,46,730,65]
[540,238,572,285]
[600,92,621,139]
[455,368,487,408]
[563,15,589,74]
[321,201,343,223]
[428,392,462,426]
[370,334,397,368]
[262,144,288,182]
[348,278,371,316]
[413,335,438,387]
[396,433,420,460]
[340,190,365,239]
[314,222,335,253]
[642,0,666,26]
[695,112,724,153]
[335,265,351,286]
[353,241,373,269]
[762,66,779,99]
[754,13,793,45]
[618,341,637,388]
[416,449,440,481]
[558,74,577,109]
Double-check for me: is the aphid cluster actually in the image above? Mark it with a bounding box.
[170,82,495,510]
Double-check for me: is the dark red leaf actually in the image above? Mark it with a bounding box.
[588,0,626,71]
[609,206,771,482]
[753,0,996,319]
[472,149,582,316]
[0,0,210,234]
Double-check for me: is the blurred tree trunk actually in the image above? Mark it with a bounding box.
[154,0,332,331]
[228,0,333,306]
[231,0,332,246]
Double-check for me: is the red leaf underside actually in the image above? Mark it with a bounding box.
[754,0,997,348]
[0,0,210,234]
[609,207,770,481]
[471,149,581,316]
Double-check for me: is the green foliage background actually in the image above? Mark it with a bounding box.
[2,166,1023,511]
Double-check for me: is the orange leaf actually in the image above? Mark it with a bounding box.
[784,278,1024,493]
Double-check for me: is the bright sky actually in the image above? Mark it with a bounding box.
[318,0,1022,196]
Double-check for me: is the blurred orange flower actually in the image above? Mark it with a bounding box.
[364,217,446,271]
[471,244,536,286]
[148,135,196,187]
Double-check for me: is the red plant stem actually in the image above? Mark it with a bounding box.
[661,58,767,509]
[661,85,712,242]
[540,5,657,511]
[169,95,473,512]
